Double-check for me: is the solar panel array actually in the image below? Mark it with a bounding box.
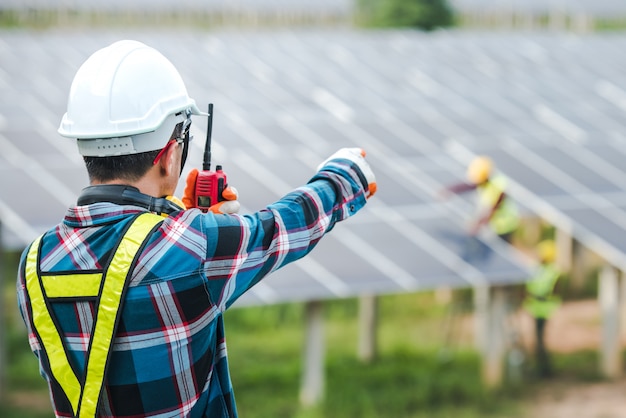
[451,0,626,17]
[2,0,624,16]
[9,28,625,306]
[0,0,353,16]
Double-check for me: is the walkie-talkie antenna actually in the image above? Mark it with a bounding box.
[203,103,214,171]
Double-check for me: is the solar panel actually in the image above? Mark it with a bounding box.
[450,0,626,17]
[0,0,353,15]
[19,29,625,306]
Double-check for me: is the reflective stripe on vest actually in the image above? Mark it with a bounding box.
[524,263,561,319]
[25,213,163,417]
[477,175,519,235]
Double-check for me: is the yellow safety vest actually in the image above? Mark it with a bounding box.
[477,175,519,235]
[523,263,561,319]
[24,213,163,417]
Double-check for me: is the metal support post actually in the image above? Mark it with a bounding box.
[300,300,325,406]
[0,221,4,400]
[555,227,573,274]
[358,294,378,363]
[599,265,622,378]
[474,285,508,388]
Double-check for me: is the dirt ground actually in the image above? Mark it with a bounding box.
[517,299,626,418]
[526,377,626,418]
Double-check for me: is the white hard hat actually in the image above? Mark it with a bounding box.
[58,40,207,156]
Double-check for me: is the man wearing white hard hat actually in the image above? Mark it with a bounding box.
[17,40,376,417]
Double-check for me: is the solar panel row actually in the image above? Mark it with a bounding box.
[10,29,626,305]
[1,0,624,17]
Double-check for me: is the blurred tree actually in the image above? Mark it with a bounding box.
[356,0,455,30]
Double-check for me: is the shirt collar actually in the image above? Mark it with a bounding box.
[64,202,147,228]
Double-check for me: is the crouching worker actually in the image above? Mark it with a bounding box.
[16,40,376,417]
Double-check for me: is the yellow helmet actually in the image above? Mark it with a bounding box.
[467,156,493,184]
[537,239,556,263]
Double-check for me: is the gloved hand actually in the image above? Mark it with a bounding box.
[317,148,377,198]
[183,168,241,214]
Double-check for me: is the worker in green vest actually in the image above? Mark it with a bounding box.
[442,156,519,243]
[523,239,561,378]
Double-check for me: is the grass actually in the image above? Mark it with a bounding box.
[223,297,523,418]
[0,250,611,417]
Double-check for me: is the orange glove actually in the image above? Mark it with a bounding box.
[183,168,240,214]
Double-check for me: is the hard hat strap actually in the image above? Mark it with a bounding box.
[179,110,192,174]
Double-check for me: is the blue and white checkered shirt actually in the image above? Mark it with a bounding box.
[17,157,369,417]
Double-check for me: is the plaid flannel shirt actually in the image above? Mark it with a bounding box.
[17,158,368,417]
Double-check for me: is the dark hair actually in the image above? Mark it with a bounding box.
[84,150,160,183]
[83,119,188,183]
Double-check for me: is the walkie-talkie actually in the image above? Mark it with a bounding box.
[195,103,227,212]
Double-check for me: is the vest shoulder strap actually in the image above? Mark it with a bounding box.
[24,212,163,417]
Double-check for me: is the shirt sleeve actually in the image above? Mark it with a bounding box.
[199,156,369,310]
[447,181,477,194]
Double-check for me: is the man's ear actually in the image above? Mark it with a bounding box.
[158,141,178,177]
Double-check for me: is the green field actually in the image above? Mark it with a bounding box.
[0,251,602,418]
